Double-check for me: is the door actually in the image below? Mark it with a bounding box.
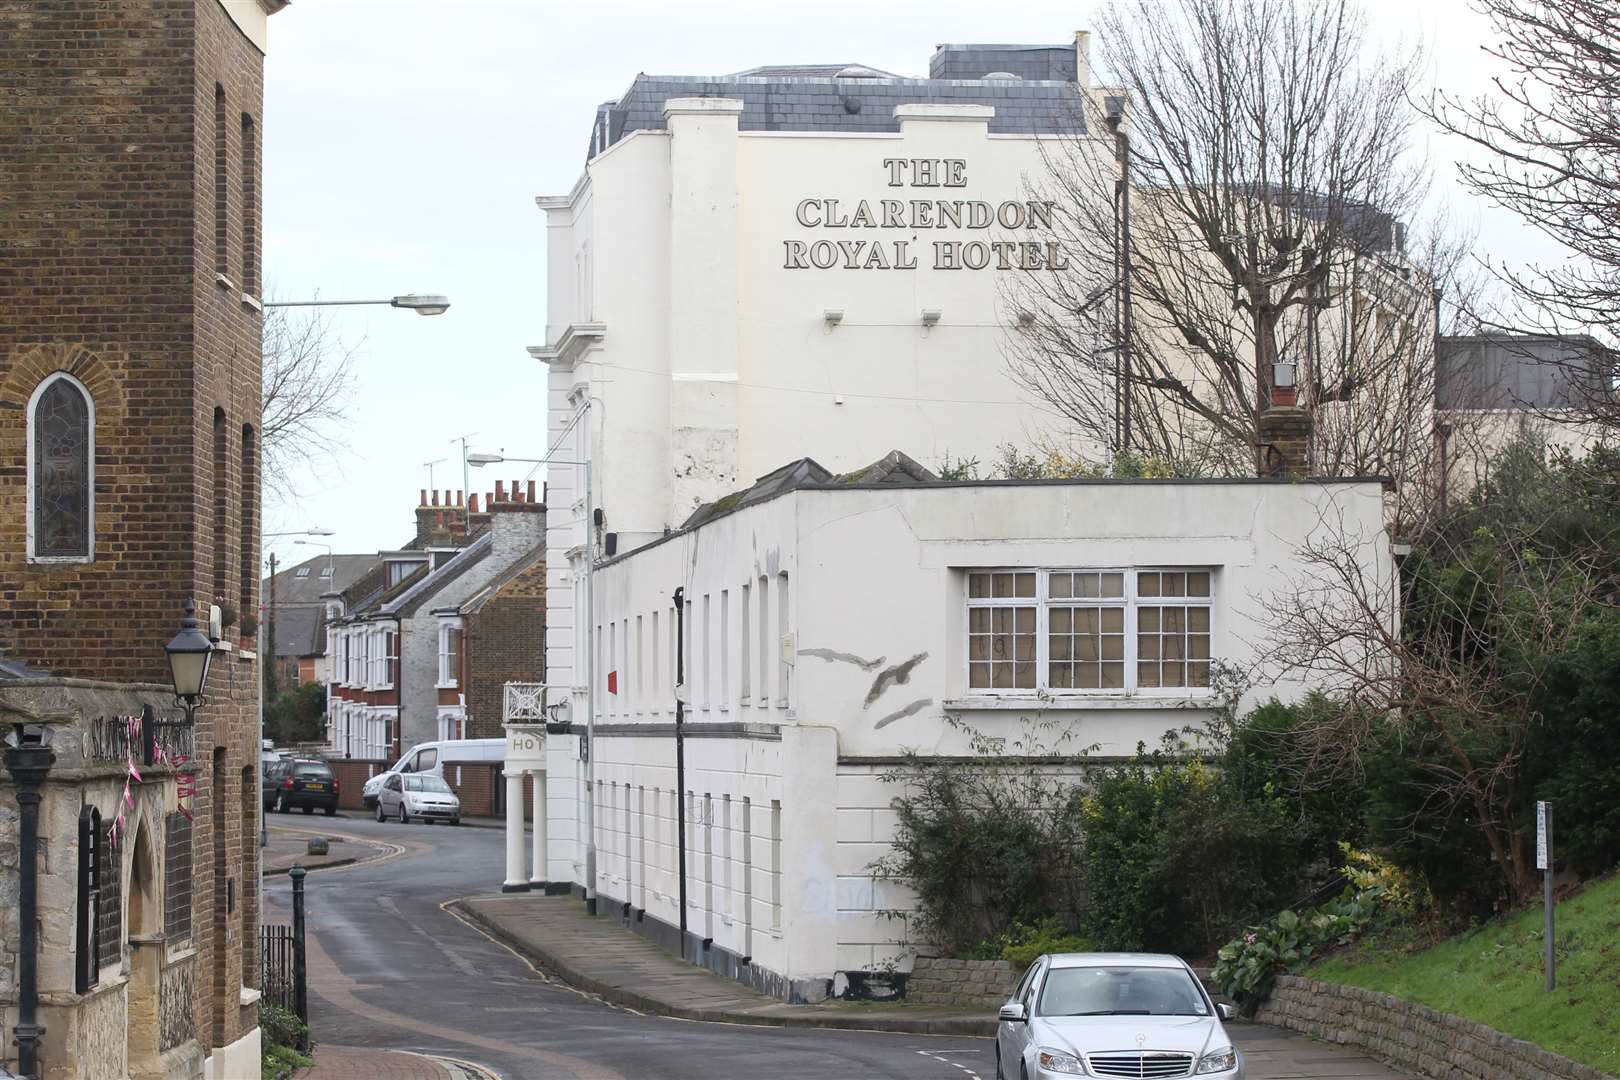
[380,775,402,815]
[999,959,1043,1077]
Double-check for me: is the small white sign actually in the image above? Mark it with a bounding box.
[505,724,546,769]
[1536,801,1550,871]
[780,631,796,666]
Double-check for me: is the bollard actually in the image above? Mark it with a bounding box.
[290,864,309,1047]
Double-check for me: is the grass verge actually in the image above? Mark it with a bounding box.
[1309,872,1620,1075]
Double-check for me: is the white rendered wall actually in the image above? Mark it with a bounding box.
[564,477,1390,994]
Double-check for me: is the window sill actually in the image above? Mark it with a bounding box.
[435,682,460,690]
[214,272,238,291]
[943,694,1215,712]
[240,292,262,313]
[239,986,262,1006]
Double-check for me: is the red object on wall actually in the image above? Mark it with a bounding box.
[607,670,618,695]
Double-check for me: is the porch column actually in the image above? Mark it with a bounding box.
[530,771,547,889]
[502,770,528,892]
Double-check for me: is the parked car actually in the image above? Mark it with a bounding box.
[261,759,291,811]
[996,953,1243,1080]
[375,772,461,825]
[271,758,340,816]
[360,738,502,810]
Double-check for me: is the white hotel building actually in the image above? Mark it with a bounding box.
[521,37,1394,1002]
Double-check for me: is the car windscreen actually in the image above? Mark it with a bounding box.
[418,776,453,793]
[291,763,332,778]
[1037,966,1209,1017]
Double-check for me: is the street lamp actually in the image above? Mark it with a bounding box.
[165,599,214,717]
[468,446,598,909]
[263,294,451,316]
[293,539,334,578]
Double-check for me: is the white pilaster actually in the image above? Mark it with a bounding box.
[530,771,548,888]
[502,770,528,892]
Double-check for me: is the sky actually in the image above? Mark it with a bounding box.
[260,0,1559,571]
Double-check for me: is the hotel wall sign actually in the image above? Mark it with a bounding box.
[783,159,1067,271]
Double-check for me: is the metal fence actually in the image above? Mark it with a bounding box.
[260,923,298,1013]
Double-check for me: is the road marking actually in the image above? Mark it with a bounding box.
[915,1048,984,1079]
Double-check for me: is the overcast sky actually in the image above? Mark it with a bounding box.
[260,0,1557,570]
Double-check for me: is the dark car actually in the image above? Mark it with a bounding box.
[262,759,291,811]
[271,758,339,816]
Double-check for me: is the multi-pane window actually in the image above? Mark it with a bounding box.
[438,620,463,687]
[965,568,1213,694]
[30,373,93,559]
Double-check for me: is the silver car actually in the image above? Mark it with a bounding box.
[375,773,462,825]
[996,953,1243,1079]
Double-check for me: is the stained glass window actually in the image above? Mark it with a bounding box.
[32,375,91,558]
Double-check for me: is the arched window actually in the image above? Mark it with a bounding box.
[28,372,94,560]
[76,805,102,993]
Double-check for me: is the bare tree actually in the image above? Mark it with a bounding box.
[1254,447,1614,903]
[1428,0,1620,429]
[260,301,360,502]
[1008,0,1451,498]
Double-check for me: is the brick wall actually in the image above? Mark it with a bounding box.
[1256,975,1615,1080]
[327,759,387,811]
[465,555,546,738]
[0,0,271,1056]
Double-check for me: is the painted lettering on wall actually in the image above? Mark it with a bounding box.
[783,159,1067,271]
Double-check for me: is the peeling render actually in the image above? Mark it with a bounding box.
[874,697,934,729]
[863,652,928,707]
[799,647,887,672]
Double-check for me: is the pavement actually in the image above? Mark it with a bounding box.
[265,815,1415,1079]
[264,822,394,875]
[296,1045,496,1079]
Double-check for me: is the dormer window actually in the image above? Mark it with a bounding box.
[295,567,311,578]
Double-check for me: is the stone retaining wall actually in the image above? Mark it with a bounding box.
[906,957,1017,1008]
[1256,975,1615,1080]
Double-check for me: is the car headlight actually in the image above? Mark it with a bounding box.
[1037,1047,1085,1075]
[1196,1047,1238,1073]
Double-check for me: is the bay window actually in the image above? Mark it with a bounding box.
[965,568,1213,695]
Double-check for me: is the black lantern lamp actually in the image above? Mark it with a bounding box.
[165,598,214,712]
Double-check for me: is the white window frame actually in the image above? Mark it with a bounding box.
[437,617,464,689]
[26,371,96,563]
[963,567,1215,698]
[437,706,466,742]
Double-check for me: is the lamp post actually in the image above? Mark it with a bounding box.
[5,721,55,1079]
[293,539,334,580]
[468,444,596,911]
[263,294,451,316]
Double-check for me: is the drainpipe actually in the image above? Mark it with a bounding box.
[672,586,689,961]
[6,723,56,1079]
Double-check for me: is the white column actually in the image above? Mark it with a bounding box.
[503,770,528,892]
[530,771,548,889]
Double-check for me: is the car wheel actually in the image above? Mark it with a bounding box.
[302,805,314,815]
[994,1046,1003,1080]
[375,802,385,823]
[450,817,461,827]
[323,805,337,817]
[398,804,409,824]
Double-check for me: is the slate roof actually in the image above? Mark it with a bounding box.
[270,607,326,660]
[590,42,1086,159]
[263,554,378,606]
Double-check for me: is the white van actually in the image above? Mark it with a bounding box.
[360,738,503,809]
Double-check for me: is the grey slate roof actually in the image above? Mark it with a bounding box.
[263,554,378,606]
[590,42,1086,159]
[270,607,324,660]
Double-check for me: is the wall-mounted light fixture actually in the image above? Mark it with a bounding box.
[1273,361,1298,388]
[920,309,942,327]
[823,309,844,327]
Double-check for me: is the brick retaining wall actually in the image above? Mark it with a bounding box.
[1256,975,1615,1080]
[906,957,1018,1008]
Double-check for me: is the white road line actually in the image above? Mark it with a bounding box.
[914,1048,983,1080]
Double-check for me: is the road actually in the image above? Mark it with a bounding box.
[264,815,1410,1080]
[264,816,999,1080]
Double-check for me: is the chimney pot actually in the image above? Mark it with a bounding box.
[431,489,440,506]
[420,488,428,507]
[496,480,507,502]
[456,490,464,506]
[528,480,537,503]
[469,494,479,513]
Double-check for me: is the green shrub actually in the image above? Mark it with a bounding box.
[1077,739,1305,958]
[262,1043,312,1080]
[260,1003,309,1054]
[873,719,1087,955]
[976,918,1096,969]
[1212,847,1421,1010]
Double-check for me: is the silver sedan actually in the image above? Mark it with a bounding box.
[375,773,462,825]
[996,953,1243,1079]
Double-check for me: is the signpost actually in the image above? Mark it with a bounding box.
[1537,800,1554,991]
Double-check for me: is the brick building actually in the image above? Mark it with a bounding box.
[0,2,286,1077]
[324,485,545,816]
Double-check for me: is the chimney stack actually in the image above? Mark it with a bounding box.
[1259,362,1311,478]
